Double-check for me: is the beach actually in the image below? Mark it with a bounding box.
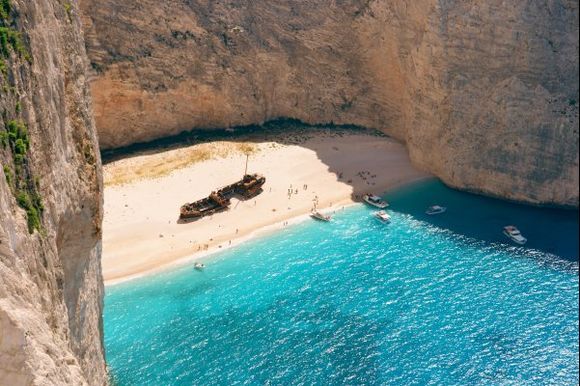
[102,130,429,284]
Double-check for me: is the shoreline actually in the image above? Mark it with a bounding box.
[102,130,430,286]
[104,200,356,286]
[105,176,431,287]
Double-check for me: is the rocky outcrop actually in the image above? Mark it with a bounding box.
[81,0,578,207]
[0,1,106,385]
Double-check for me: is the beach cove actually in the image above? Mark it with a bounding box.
[102,129,579,384]
[102,129,428,284]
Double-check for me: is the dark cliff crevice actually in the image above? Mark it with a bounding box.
[100,118,377,163]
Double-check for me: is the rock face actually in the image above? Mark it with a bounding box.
[0,1,106,385]
[81,0,579,207]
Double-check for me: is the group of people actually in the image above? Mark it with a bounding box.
[196,244,210,251]
[197,181,324,251]
[287,183,308,199]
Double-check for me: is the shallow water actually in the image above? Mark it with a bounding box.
[104,179,579,385]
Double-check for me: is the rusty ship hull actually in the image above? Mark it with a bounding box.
[180,174,266,220]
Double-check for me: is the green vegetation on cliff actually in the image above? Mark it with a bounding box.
[0,0,30,62]
[1,120,44,233]
[0,0,11,20]
[0,0,41,233]
[0,27,29,59]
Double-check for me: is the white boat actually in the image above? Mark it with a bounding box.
[503,226,527,245]
[310,210,331,222]
[374,210,391,223]
[363,194,389,209]
[426,205,447,215]
[194,262,206,270]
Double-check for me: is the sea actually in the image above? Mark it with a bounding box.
[104,179,579,385]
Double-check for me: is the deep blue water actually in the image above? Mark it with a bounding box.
[104,179,579,385]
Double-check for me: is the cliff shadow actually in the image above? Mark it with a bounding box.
[101,118,411,203]
[384,179,579,265]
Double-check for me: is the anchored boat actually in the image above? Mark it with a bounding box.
[503,225,527,245]
[363,194,389,209]
[373,210,391,223]
[310,210,332,222]
[426,205,447,215]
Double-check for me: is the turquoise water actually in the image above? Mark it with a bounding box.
[104,179,579,385]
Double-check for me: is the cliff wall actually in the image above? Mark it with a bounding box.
[0,1,574,382]
[81,0,579,207]
[0,0,106,384]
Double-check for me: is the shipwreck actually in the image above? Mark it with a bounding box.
[179,173,266,220]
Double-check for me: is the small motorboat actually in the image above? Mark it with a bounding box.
[373,210,391,223]
[310,210,332,222]
[503,226,527,245]
[363,194,389,209]
[426,205,447,215]
[194,262,206,270]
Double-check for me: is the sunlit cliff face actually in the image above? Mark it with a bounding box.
[0,0,106,384]
[82,0,578,207]
[0,1,577,384]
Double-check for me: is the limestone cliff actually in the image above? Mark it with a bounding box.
[0,0,106,385]
[81,0,579,207]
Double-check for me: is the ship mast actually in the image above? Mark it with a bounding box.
[244,153,249,176]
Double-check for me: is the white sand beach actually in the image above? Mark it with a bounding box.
[102,130,429,284]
